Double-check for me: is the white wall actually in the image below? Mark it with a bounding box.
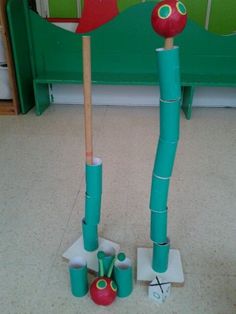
[51,84,236,107]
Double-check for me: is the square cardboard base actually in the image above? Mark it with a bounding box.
[63,236,120,272]
[137,248,184,284]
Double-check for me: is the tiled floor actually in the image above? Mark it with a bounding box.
[0,105,236,314]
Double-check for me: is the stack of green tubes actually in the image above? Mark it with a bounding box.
[149,47,181,273]
[82,157,102,252]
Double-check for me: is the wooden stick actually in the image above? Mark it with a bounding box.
[82,36,93,165]
[164,37,173,50]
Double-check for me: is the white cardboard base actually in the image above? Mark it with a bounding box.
[63,236,120,272]
[137,248,184,284]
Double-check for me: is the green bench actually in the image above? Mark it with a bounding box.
[178,23,236,118]
[7,0,236,118]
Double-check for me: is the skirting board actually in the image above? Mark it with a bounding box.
[63,236,120,272]
[137,248,184,284]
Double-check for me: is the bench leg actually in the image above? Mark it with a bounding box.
[181,86,195,120]
[33,82,51,116]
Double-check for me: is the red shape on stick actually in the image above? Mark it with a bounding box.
[90,251,117,306]
[151,0,187,38]
[76,0,119,33]
[90,277,117,306]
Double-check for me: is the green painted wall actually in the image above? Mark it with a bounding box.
[182,0,208,27]
[117,0,154,12]
[208,0,236,35]
[48,0,78,18]
[48,0,236,35]
[117,0,208,27]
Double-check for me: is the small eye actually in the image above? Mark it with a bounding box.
[96,279,107,290]
[158,5,172,19]
[110,280,117,292]
[176,1,187,15]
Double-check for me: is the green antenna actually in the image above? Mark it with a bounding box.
[97,251,105,277]
[107,256,116,278]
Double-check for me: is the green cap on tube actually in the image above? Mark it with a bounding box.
[117,252,126,262]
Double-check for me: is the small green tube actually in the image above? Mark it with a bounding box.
[114,258,133,298]
[82,218,98,252]
[153,139,178,178]
[85,193,101,225]
[152,240,170,273]
[156,47,181,101]
[85,158,102,197]
[150,210,168,244]
[160,99,180,142]
[69,257,88,297]
[149,175,169,211]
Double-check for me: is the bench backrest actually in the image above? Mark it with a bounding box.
[7,0,236,113]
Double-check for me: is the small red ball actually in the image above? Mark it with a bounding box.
[151,0,187,38]
[90,277,117,306]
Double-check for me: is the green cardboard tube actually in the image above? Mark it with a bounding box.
[99,245,116,277]
[150,210,168,243]
[156,47,181,101]
[85,157,102,197]
[69,257,88,297]
[114,258,133,298]
[85,193,101,225]
[82,218,98,252]
[153,139,178,178]
[160,99,180,142]
[149,175,169,211]
[152,240,170,273]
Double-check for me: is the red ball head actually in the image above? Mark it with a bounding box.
[90,277,117,306]
[151,0,187,38]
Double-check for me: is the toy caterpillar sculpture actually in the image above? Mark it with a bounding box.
[90,251,117,306]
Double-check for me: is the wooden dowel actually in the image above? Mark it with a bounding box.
[164,37,173,50]
[82,36,93,165]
